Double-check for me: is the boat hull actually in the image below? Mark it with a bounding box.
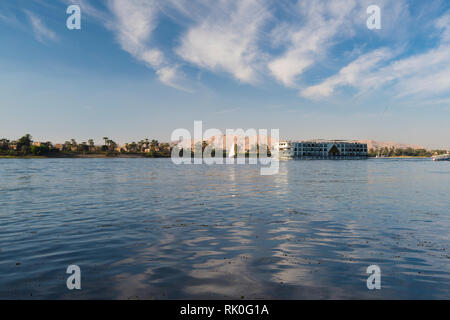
[432,154,450,161]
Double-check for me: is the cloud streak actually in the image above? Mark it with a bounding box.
[45,0,450,101]
[301,48,395,99]
[268,0,357,88]
[106,0,190,90]
[301,12,450,100]
[176,0,270,84]
[25,10,58,43]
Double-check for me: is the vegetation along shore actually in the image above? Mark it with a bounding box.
[0,134,448,159]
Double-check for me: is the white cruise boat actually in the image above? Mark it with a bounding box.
[432,154,450,161]
[277,141,294,160]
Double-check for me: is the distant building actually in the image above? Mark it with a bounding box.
[277,140,368,160]
[54,144,64,151]
[9,141,18,150]
[33,142,51,147]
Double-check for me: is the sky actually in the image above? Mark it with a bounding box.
[0,0,449,149]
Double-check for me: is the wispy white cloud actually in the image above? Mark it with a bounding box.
[176,0,270,84]
[301,12,450,100]
[59,0,192,91]
[25,10,58,43]
[268,0,357,87]
[156,66,193,92]
[436,13,450,43]
[49,0,450,100]
[267,0,415,89]
[301,48,395,99]
[100,0,188,90]
[0,12,16,25]
[107,0,159,61]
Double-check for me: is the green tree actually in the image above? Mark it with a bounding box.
[88,139,95,152]
[138,140,144,152]
[0,138,9,152]
[106,139,117,152]
[17,134,32,154]
[63,141,72,152]
[30,145,49,155]
[150,140,159,152]
[79,142,89,153]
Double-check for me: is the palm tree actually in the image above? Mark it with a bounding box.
[150,139,159,152]
[79,142,89,153]
[129,142,137,153]
[159,143,170,156]
[107,139,117,152]
[0,138,9,151]
[18,134,32,150]
[88,139,95,152]
[103,137,109,147]
[63,141,71,151]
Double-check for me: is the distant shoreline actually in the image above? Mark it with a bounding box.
[0,155,433,159]
[2,134,447,159]
[0,154,169,159]
[373,156,431,159]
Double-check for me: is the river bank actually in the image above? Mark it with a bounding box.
[0,153,170,159]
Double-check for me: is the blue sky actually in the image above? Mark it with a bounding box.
[0,0,449,148]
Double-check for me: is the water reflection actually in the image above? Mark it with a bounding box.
[0,159,448,299]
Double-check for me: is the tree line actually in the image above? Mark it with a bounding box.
[0,134,272,158]
[368,147,448,158]
[2,135,445,158]
[0,134,171,157]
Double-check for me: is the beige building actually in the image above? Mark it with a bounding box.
[33,142,51,147]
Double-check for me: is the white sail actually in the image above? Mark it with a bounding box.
[228,144,236,158]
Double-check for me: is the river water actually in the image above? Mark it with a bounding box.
[0,158,449,299]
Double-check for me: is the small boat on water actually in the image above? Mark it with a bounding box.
[432,154,450,161]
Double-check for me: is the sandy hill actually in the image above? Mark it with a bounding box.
[357,140,425,150]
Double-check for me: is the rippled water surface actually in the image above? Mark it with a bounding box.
[0,158,449,299]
